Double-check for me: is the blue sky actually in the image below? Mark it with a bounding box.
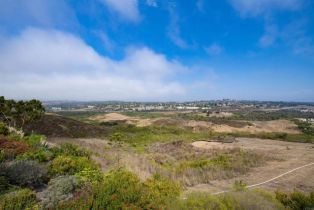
[0,0,313,102]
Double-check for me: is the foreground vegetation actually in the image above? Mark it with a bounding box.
[1,131,313,209]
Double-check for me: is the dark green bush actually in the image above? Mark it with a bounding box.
[0,176,10,194]
[0,122,9,136]
[0,189,36,210]
[38,175,79,209]
[4,160,47,188]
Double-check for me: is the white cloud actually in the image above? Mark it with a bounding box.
[259,24,278,47]
[99,0,140,22]
[167,6,189,49]
[258,19,313,54]
[0,28,191,101]
[205,43,223,55]
[230,0,303,17]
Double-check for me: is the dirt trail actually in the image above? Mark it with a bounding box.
[188,138,314,193]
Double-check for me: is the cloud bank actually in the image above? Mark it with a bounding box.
[0,28,193,101]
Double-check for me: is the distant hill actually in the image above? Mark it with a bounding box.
[24,114,109,138]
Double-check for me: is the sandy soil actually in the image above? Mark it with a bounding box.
[188,138,314,193]
[89,113,160,127]
[90,113,300,134]
[211,120,300,134]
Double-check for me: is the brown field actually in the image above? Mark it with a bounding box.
[47,136,314,194]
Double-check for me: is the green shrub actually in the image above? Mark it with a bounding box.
[16,149,53,162]
[51,143,90,158]
[75,168,104,185]
[23,134,46,147]
[92,168,143,209]
[49,155,97,176]
[275,190,314,210]
[0,189,36,210]
[141,174,181,209]
[4,160,47,188]
[169,192,227,210]
[38,175,78,209]
[0,122,9,136]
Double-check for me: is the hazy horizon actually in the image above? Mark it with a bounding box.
[0,0,313,102]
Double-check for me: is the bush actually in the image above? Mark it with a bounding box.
[0,189,36,210]
[4,160,47,188]
[141,174,181,209]
[38,175,79,209]
[51,143,90,158]
[92,168,144,209]
[275,190,314,210]
[49,155,98,176]
[0,176,10,194]
[0,122,9,135]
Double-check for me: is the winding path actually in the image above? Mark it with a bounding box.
[212,162,314,195]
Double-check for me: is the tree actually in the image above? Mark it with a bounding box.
[0,96,45,129]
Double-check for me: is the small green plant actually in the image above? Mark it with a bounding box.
[75,168,104,185]
[109,132,126,142]
[51,143,90,158]
[233,180,247,191]
[23,134,46,147]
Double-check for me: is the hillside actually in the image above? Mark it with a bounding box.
[23,114,109,138]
